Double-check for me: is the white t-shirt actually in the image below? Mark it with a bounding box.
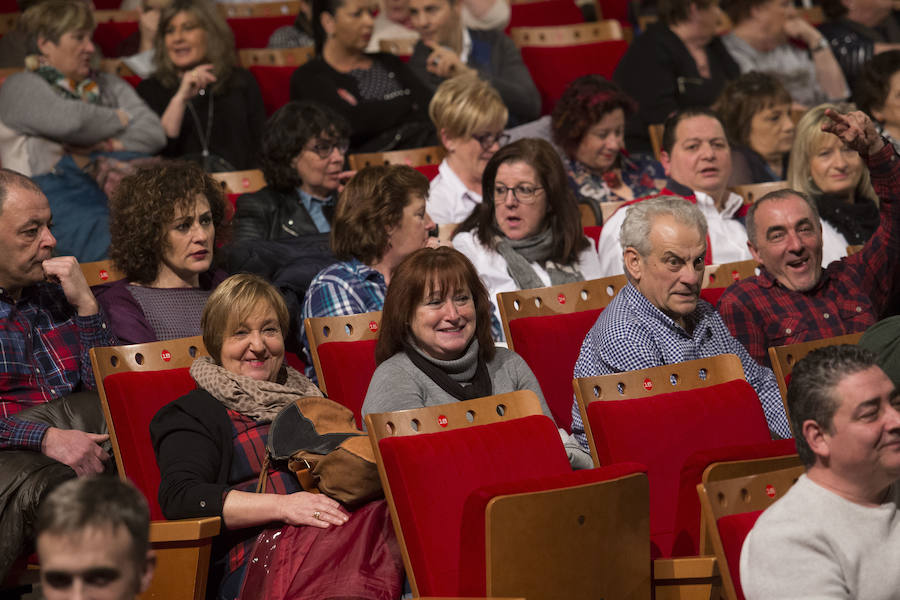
[426,159,483,225]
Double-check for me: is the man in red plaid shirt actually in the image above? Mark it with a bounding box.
[0,170,115,473]
[718,109,900,368]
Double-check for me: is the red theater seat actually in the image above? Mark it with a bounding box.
[227,15,294,49]
[304,311,381,428]
[497,275,626,432]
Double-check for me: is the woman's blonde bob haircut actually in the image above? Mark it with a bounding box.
[21,0,95,56]
[788,103,877,204]
[201,273,290,364]
[152,0,237,93]
[428,74,508,142]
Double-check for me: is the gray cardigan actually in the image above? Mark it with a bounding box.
[0,70,166,176]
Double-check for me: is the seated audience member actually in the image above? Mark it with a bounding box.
[233,101,352,243]
[551,75,664,224]
[595,108,752,276]
[137,0,267,171]
[856,49,900,153]
[0,0,166,262]
[118,0,174,78]
[717,109,900,368]
[452,138,603,335]
[268,0,315,47]
[714,71,795,184]
[300,165,440,378]
[289,0,436,153]
[426,75,508,234]
[93,162,227,345]
[613,0,740,155]
[819,0,900,90]
[721,0,848,107]
[788,103,880,247]
[406,0,539,126]
[36,476,156,600]
[859,315,900,386]
[570,196,790,448]
[151,274,402,600]
[367,0,510,52]
[362,246,593,468]
[0,170,115,581]
[741,345,900,600]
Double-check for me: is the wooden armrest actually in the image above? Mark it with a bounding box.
[149,517,221,542]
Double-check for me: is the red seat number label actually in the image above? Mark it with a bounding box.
[766,484,776,498]
[557,293,566,304]
[368,321,378,332]
[160,350,172,362]
[437,415,448,427]
[643,378,653,391]
[98,269,109,281]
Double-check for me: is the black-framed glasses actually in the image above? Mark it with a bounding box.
[472,132,510,151]
[307,138,350,159]
[493,183,544,204]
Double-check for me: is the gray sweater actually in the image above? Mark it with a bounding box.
[0,70,166,176]
[741,474,900,599]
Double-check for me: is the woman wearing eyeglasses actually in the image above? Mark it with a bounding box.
[233,101,353,243]
[453,138,603,339]
[551,76,664,225]
[427,75,509,239]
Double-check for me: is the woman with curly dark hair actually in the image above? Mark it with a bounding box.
[232,101,353,243]
[551,75,664,225]
[93,161,228,344]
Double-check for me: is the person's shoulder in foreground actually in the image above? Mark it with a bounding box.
[741,344,900,600]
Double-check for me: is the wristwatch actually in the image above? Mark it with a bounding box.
[810,37,829,53]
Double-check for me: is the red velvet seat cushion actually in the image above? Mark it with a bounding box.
[583,225,603,250]
[671,438,797,556]
[317,339,378,428]
[718,510,763,600]
[414,164,440,180]
[505,0,584,32]
[377,414,571,597]
[103,368,198,520]
[585,378,772,558]
[508,309,603,432]
[248,65,294,116]
[699,287,726,307]
[226,16,295,49]
[520,40,628,114]
[457,462,647,596]
[93,21,138,58]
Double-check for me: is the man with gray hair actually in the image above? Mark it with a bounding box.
[718,109,900,368]
[570,195,790,449]
[36,476,156,600]
[741,345,900,599]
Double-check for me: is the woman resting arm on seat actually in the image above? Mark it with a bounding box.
[361,246,592,469]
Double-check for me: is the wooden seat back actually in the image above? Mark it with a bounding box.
[348,145,446,170]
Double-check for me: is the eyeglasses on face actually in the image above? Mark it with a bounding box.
[307,138,350,159]
[472,132,510,151]
[493,183,544,204]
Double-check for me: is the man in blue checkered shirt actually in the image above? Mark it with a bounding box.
[570,196,791,450]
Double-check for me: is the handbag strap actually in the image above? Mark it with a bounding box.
[255,454,271,494]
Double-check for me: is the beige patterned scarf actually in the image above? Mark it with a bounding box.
[190,356,322,423]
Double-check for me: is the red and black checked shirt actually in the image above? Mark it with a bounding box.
[225,409,300,579]
[0,282,116,450]
[718,142,900,367]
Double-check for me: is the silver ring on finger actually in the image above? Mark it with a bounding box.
[313,510,321,520]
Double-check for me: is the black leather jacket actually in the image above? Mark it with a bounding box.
[232,185,335,243]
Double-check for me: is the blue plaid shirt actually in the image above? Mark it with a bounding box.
[570,283,790,449]
[0,282,117,450]
[299,259,387,381]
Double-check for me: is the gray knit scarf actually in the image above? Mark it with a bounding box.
[190,356,322,423]
[494,227,584,290]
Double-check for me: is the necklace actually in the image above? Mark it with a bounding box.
[185,91,214,158]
